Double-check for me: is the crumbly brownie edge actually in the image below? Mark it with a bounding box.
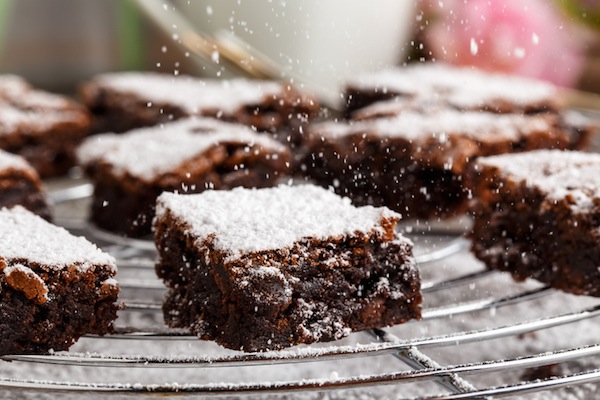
[0,168,51,220]
[467,164,600,296]
[0,260,119,355]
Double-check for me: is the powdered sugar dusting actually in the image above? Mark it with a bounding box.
[0,75,31,96]
[0,75,72,109]
[90,72,284,115]
[0,105,78,136]
[77,118,286,181]
[156,185,401,259]
[476,150,600,212]
[352,97,446,120]
[349,63,556,109]
[0,207,116,271]
[0,150,34,173]
[0,75,84,136]
[312,110,553,142]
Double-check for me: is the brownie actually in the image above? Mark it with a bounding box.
[0,75,91,177]
[468,150,600,296]
[343,63,560,116]
[304,110,572,220]
[154,185,420,352]
[77,117,291,237]
[0,206,119,355]
[351,98,593,151]
[0,150,50,220]
[79,72,319,144]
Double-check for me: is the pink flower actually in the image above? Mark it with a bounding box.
[420,0,586,87]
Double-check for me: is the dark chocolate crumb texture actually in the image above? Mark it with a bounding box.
[0,207,119,355]
[468,150,600,297]
[154,185,421,352]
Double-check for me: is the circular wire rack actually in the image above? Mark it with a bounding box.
[1,182,599,399]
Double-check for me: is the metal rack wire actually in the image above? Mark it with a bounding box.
[0,183,599,399]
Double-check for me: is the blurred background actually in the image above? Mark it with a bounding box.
[0,0,599,97]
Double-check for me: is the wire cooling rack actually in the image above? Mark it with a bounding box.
[1,182,599,399]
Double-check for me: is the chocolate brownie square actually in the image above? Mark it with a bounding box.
[468,150,600,296]
[343,63,560,116]
[154,185,420,351]
[0,206,119,355]
[79,72,319,144]
[0,150,50,220]
[304,110,571,220]
[0,75,91,177]
[77,117,291,237]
